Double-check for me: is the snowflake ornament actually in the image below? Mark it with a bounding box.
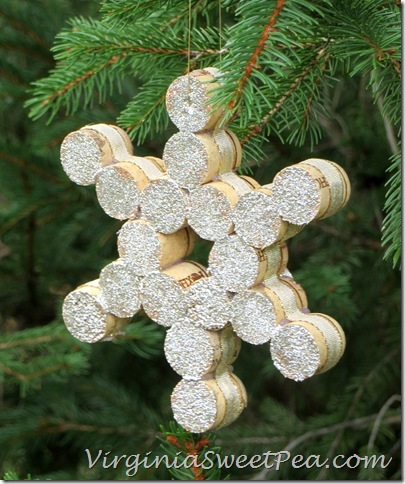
[60,68,350,433]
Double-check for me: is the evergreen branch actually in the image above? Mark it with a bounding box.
[367,394,401,452]
[0,196,58,236]
[0,42,50,62]
[285,414,401,454]
[241,45,329,144]
[39,53,125,109]
[100,0,185,25]
[0,334,60,350]
[316,348,400,479]
[160,422,227,480]
[0,71,24,88]
[0,152,64,184]
[35,420,137,435]
[0,7,48,48]
[382,148,401,267]
[124,92,166,135]
[376,95,398,155]
[368,39,401,78]
[165,434,208,480]
[252,413,401,480]
[0,362,71,382]
[229,0,287,110]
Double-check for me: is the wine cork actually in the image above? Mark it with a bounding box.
[208,235,269,292]
[214,130,242,173]
[171,378,226,433]
[60,124,132,186]
[291,313,345,374]
[263,274,304,318]
[62,280,130,343]
[166,69,224,132]
[98,259,142,318]
[163,131,240,190]
[215,372,247,429]
[233,185,303,248]
[263,243,289,277]
[86,124,133,159]
[278,274,309,311]
[271,158,349,225]
[187,276,232,330]
[140,176,189,234]
[208,237,289,292]
[201,67,222,78]
[140,261,208,327]
[171,371,246,432]
[95,162,150,220]
[127,155,165,181]
[230,284,283,345]
[164,321,240,380]
[188,175,255,241]
[220,172,261,193]
[303,159,351,219]
[270,313,345,381]
[145,156,166,173]
[163,260,209,288]
[117,220,196,275]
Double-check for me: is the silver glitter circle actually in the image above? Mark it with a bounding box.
[208,235,261,292]
[164,322,215,379]
[188,185,233,241]
[95,165,141,220]
[187,277,231,330]
[166,75,214,132]
[140,178,187,234]
[117,220,161,275]
[171,379,217,432]
[270,324,320,381]
[62,289,109,343]
[60,131,104,186]
[233,191,283,248]
[163,132,210,189]
[99,260,142,318]
[230,289,277,345]
[140,272,189,327]
[272,167,320,225]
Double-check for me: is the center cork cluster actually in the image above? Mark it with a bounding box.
[60,67,350,433]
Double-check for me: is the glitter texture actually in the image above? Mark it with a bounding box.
[188,185,233,241]
[60,131,104,186]
[140,272,189,327]
[171,379,217,433]
[99,259,142,318]
[272,167,320,225]
[95,165,141,220]
[208,235,262,292]
[187,277,231,330]
[166,75,215,132]
[63,288,112,343]
[270,324,320,381]
[163,132,211,189]
[140,178,187,234]
[164,321,216,379]
[117,220,161,275]
[230,289,277,345]
[233,191,283,248]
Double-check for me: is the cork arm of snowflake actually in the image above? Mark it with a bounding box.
[60,68,350,433]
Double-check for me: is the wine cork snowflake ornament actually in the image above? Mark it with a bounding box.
[60,67,351,433]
